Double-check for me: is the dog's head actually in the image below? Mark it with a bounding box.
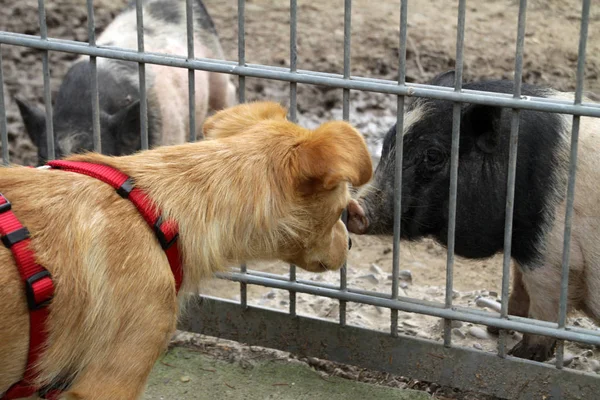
[203,101,373,273]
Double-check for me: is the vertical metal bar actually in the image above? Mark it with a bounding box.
[237,0,246,103]
[0,45,8,165]
[135,0,149,150]
[289,263,296,317]
[498,0,527,358]
[391,0,408,338]
[288,0,298,318]
[339,206,348,323]
[38,0,54,161]
[342,0,351,120]
[443,0,466,348]
[186,0,197,142]
[555,0,590,369]
[37,0,48,41]
[240,261,247,309]
[339,0,352,327]
[237,0,247,309]
[289,0,297,123]
[86,0,101,154]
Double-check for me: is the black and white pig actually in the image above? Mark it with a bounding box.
[347,70,600,362]
[16,0,236,164]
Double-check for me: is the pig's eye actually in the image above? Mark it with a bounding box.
[424,149,444,168]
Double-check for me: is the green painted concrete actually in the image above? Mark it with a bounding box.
[143,346,431,400]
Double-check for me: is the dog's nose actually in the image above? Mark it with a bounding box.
[348,236,352,250]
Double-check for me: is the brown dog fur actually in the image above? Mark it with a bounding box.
[0,101,372,399]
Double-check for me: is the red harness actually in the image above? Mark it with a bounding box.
[1,161,183,399]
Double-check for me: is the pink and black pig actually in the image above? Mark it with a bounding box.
[16,0,236,164]
[347,70,600,362]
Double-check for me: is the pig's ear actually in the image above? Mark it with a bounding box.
[461,103,503,153]
[109,100,141,136]
[203,101,288,139]
[295,121,373,194]
[15,97,46,146]
[429,70,457,87]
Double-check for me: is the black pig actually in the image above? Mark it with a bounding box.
[348,70,600,362]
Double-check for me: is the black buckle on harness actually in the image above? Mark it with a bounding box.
[25,270,53,311]
[116,177,135,199]
[153,216,179,250]
[0,194,12,213]
[2,227,30,248]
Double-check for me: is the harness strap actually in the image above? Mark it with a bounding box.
[0,194,55,400]
[2,161,183,400]
[46,160,183,292]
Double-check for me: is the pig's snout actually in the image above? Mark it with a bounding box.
[347,199,369,234]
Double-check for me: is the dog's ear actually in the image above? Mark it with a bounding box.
[203,101,288,139]
[295,121,373,194]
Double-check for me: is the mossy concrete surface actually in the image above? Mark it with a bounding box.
[143,346,431,400]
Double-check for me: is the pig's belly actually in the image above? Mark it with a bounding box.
[146,42,210,145]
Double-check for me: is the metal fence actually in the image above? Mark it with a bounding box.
[1,0,599,398]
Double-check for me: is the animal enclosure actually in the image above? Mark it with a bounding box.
[1,0,600,398]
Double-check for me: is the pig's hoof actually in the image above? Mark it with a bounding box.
[508,340,555,362]
[486,325,500,335]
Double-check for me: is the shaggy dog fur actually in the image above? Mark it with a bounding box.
[0,101,373,399]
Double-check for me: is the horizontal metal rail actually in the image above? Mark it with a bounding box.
[228,268,600,339]
[2,32,600,117]
[216,271,600,346]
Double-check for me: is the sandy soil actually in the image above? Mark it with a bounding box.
[2,0,600,397]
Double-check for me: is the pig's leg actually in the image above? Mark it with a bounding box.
[583,263,600,323]
[508,266,531,318]
[208,71,236,112]
[487,265,530,334]
[508,266,560,362]
[193,69,210,140]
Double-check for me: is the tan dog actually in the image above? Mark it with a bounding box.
[0,101,372,399]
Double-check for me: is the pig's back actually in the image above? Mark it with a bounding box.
[95,0,223,59]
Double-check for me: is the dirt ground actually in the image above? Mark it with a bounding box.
[2,0,600,398]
